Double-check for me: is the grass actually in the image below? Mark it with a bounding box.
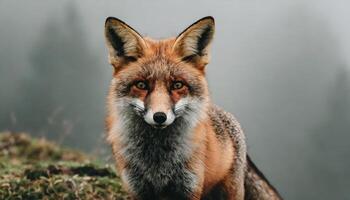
[0,132,129,200]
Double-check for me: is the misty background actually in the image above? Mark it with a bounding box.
[0,0,349,199]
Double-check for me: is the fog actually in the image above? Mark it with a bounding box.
[1,0,349,199]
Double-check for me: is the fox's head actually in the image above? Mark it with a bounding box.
[104,17,214,130]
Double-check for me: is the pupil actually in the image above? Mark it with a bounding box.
[137,82,145,89]
[175,82,182,89]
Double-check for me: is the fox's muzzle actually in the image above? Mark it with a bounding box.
[144,108,175,129]
[140,82,175,128]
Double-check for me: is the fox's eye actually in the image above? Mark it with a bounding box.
[135,81,147,90]
[172,81,184,90]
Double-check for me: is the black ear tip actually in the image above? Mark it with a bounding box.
[202,16,214,21]
[105,16,127,26]
[105,17,115,25]
[201,16,215,24]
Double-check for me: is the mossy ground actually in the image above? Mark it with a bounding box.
[0,132,129,200]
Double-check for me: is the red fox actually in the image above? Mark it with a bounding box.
[104,16,282,200]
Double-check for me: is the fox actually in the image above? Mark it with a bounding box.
[104,16,282,200]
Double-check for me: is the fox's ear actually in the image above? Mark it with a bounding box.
[105,17,146,68]
[173,16,215,70]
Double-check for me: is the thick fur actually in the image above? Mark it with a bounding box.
[104,16,282,200]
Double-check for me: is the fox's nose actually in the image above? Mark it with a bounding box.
[153,112,167,124]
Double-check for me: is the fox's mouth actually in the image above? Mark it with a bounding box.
[151,124,168,129]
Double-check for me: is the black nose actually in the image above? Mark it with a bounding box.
[153,112,167,124]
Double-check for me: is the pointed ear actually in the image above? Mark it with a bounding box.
[104,17,146,69]
[173,16,215,70]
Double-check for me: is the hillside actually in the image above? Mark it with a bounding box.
[0,132,128,200]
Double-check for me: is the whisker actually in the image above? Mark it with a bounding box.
[130,103,145,114]
[174,104,188,115]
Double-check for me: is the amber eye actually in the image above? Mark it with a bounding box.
[135,81,147,90]
[172,81,184,90]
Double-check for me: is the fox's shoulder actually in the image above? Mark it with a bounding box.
[208,104,244,138]
[208,104,246,159]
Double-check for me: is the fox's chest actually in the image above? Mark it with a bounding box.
[123,161,197,200]
[120,132,197,199]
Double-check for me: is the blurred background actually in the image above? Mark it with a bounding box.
[0,0,349,199]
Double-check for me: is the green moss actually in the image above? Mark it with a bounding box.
[0,132,129,200]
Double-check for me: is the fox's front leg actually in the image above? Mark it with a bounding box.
[217,136,246,200]
[188,160,205,200]
[190,192,202,200]
[222,172,245,200]
[222,154,246,200]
